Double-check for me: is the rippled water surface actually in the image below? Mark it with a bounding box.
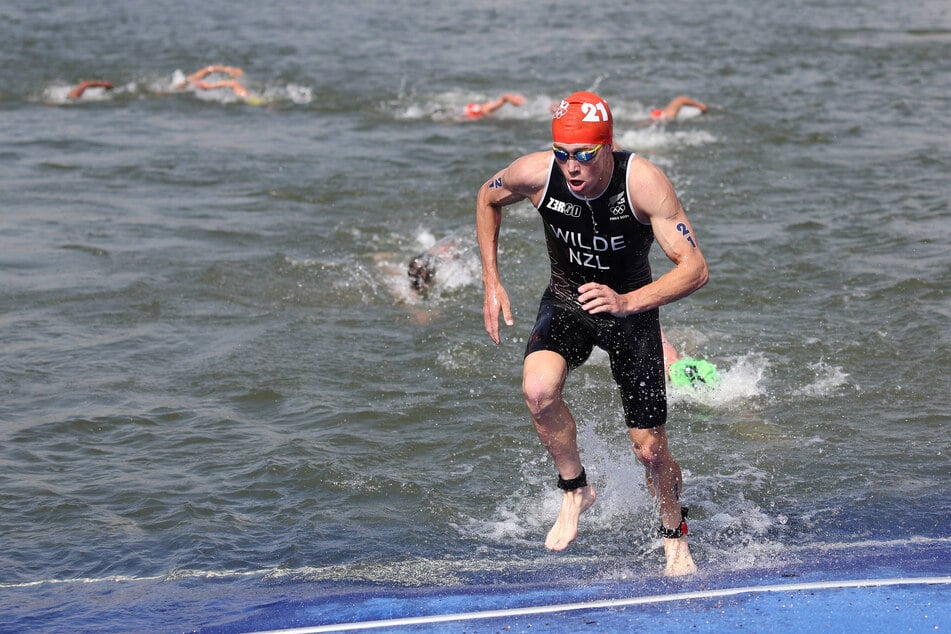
[1,0,949,630]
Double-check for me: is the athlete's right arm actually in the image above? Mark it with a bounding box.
[476,152,549,344]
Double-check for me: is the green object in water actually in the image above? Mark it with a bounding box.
[669,358,719,389]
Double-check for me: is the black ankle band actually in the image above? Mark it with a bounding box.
[557,468,588,491]
[659,506,689,539]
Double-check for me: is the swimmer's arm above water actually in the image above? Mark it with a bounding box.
[187,65,244,83]
[67,80,113,100]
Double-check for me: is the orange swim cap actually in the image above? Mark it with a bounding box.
[464,102,484,119]
[551,91,613,145]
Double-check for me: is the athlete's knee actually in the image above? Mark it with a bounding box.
[630,429,669,466]
[522,374,563,418]
[631,440,660,465]
[522,352,568,418]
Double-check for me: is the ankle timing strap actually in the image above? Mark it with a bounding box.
[557,467,588,492]
[659,506,689,539]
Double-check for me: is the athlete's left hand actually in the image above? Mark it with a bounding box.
[578,282,629,317]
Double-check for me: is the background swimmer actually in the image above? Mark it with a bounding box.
[172,64,264,103]
[649,95,708,122]
[67,80,113,100]
[464,93,526,119]
[406,233,474,293]
[662,330,719,389]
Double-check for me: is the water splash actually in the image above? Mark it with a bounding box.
[794,361,851,397]
[668,352,770,407]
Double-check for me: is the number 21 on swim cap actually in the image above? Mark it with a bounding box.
[581,101,609,122]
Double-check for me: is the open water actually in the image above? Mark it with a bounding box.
[1,0,949,631]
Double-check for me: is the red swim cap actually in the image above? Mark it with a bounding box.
[464,102,483,119]
[551,91,613,145]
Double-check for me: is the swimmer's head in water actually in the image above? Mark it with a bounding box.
[551,91,613,146]
[464,102,484,119]
[407,253,437,292]
[669,358,719,390]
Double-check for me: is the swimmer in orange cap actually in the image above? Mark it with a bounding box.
[174,65,245,88]
[649,95,708,122]
[173,65,252,99]
[476,90,708,577]
[464,93,526,119]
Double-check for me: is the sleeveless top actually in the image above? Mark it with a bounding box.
[535,151,655,304]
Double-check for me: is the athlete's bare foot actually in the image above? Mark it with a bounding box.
[663,536,698,576]
[545,485,597,551]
